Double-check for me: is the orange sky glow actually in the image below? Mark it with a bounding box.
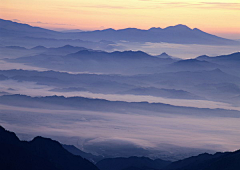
[1,0,240,38]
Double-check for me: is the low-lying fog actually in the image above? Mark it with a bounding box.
[118,42,240,59]
[0,60,47,71]
[1,77,240,160]
[1,79,239,111]
[0,103,240,160]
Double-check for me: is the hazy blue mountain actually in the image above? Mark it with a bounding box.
[0,69,136,94]
[1,35,116,50]
[156,52,180,60]
[68,25,239,45]
[6,49,176,74]
[130,69,240,88]
[130,69,240,104]
[31,45,47,50]
[96,156,171,170]
[0,46,38,59]
[0,125,99,170]
[0,18,59,38]
[0,45,89,59]
[0,19,116,50]
[119,87,203,100]
[5,48,239,76]
[196,52,240,77]
[0,18,238,46]
[157,52,171,58]
[0,94,239,118]
[196,52,240,64]
[65,50,154,61]
[28,44,88,55]
[167,59,221,72]
[40,45,88,55]
[0,68,239,104]
[195,83,240,97]
[63,144,104,163]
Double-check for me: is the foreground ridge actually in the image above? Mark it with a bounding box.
[1,125,240,170]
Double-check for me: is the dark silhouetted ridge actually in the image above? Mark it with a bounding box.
[0,125,99,170]
[164,150,240,170]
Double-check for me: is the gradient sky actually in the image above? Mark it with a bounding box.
[1,0,240,38]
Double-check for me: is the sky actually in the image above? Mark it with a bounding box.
[0,0,240,39]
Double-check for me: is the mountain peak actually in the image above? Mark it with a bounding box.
[157,52,171,59]
[31,136,63,149]
[160,52,169,56]
[193,28,203,32]
[175,24,190,28]
[62,44,74,48]
[31,45,47,50]
[102,28,116,32]
[196,55,210,61]
[59,45,77,49]
[149,27,162,31]
[120,28,143,31]
[165,24,192,31]
[211,68,224,73]
[111,50,150,57]
[32,136,55,142]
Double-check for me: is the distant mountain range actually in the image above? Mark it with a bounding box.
[0,19,116,49]
[4,44,239,75]
[1,125,240,170]
[68,25,239,45]
[196,52,240,67]
[0,45,89,59]
[0,18,239,46]
[5,46,177,74]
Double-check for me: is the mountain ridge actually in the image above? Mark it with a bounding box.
[0,18,238,45]
[0,94,239,118]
